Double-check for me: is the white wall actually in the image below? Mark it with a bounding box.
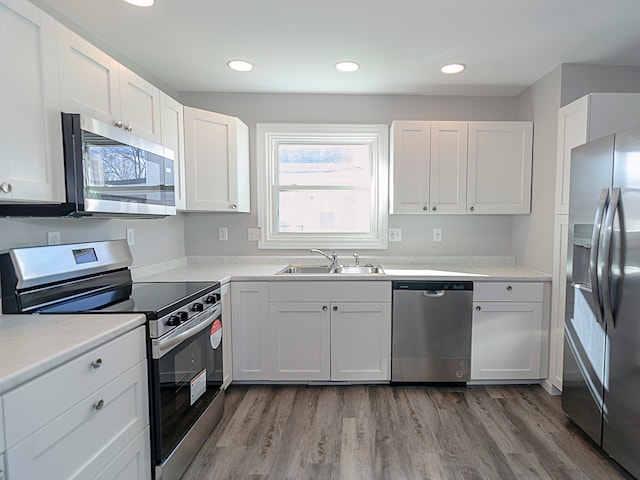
[0,215,186,267]
[512,67,562,274]
[560,64,640,107]
[179,92,523,257]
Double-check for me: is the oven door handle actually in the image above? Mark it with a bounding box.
[153,304,221,359]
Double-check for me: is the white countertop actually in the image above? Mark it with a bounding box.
[0,313,146,395]
[136,262,551,283]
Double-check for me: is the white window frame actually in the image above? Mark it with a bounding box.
[256,123,389,249]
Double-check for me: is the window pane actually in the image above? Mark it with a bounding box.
[277,144,371,186]
[277,189,371,233]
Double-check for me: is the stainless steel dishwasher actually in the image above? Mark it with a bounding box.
[392,281,473,383]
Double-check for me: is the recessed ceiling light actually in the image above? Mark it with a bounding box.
[123,0,154,6]
[335,61,360,73]
[227,60,254,72]
[441,63,466,74]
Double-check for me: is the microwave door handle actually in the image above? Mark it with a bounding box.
[601,187,620,330]
[588,188,609,325]
[153,304,221,359]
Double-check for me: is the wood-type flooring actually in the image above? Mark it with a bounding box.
[181,384,632,480]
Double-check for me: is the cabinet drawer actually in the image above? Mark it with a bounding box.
[473,282,543,302]
[6,360,148,480]
[269,281,391,302]
[4,326,146,448]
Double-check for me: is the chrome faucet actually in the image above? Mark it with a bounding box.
[353,253,360,266]
[310,249,338,267]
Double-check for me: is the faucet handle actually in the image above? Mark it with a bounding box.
[353,253,360,266]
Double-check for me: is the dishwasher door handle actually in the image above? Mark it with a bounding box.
[423,290,445,297]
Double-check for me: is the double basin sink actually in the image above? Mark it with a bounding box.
[276,264,385,275]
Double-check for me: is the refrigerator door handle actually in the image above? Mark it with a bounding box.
[589,188,610,325]
[601,187,620,330]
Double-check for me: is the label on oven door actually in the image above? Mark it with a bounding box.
[210,319,222,349]
[190,368,207,405]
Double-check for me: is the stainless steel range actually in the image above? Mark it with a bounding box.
[0,239,224,480]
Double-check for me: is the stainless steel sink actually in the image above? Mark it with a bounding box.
[331,265,385,274]
[276,264,384,275]
[276,264,333,274]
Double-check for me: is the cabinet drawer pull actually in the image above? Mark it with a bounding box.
[423,206,428,211]
[469,206,475,212]
[333,306,338,311]
[114,120,123,128]
[93,399,105,410]
[125,124,133,132]
[476,306,481,311]
[91,358,103,369]
[231,204,238,209]
[432,205,437,211]
[322,306,328,311]
[506,285,513,291]
[0,182,12,194]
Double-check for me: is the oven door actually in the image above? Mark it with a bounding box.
[150,304,223,468]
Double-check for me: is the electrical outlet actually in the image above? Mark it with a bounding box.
[218,227,228,241]
[47,231,61,245]
[389,228,402,242]
[433,228,442,242]
[126,228,135,246]
[248,227,260,241]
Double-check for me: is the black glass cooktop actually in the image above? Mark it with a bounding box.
[38,281,219,319]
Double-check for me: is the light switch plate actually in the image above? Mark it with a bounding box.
[248,227,260,241]
[219,227,229,241]
[433,228,442,242]
[47,231,61,245]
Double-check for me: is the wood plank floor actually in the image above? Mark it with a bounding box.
[181,384,632,480]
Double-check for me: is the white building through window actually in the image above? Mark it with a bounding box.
[256,124,389,249]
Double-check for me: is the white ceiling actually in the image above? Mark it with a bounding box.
[33,0,640,96]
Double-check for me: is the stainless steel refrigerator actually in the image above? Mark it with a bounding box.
[563,126,640,478]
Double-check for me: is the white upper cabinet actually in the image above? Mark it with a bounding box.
[467,121,533,214]
[555,93,640,215]
[430,121,468,214]
[0,0,64,203]
[159,92,186,210]
[183,107,250,212]
[390,121,467,214]
[57,25,161,144]
[390,121,431,213]
[391,120,532,214]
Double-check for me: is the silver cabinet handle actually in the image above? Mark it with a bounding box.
[114,120,123,128]
[476,306,481,311]
[506,285,512,291]
[91,358,102,369]
[333,306,338,311]
[422,206,428,211]
[93,399,105,410]
[0,182,12,193]
[125,124,133,132]
[469,206,475,212]
[231,204,237,209]
[322,306,328,311]
[432,206,437,211]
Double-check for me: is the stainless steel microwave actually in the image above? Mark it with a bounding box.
[0,113,176,218]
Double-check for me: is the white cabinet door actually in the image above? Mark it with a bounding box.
[57,25,161,144]
[231,282,269,381]
[330,302,391,381]
[467,121,533,214]
[57,24,121,125]
[390,121,431,213]
[117,66,161,143]
[0,0,64,202]
[430,121,468,214]
[96,427,151,480]
[471,301,543,380]
[159,92,186,210]
[269,302,330,381]
[220,282,232,388]
[549,215,569,390]
[184,107,250,212]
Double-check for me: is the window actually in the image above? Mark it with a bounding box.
[256,124,388,249]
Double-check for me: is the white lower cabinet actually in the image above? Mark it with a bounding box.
[231,282,270,381]
[221,282,233,388]
[268,281,392,382]
[3,326,150,480]
[471,282,544,380]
